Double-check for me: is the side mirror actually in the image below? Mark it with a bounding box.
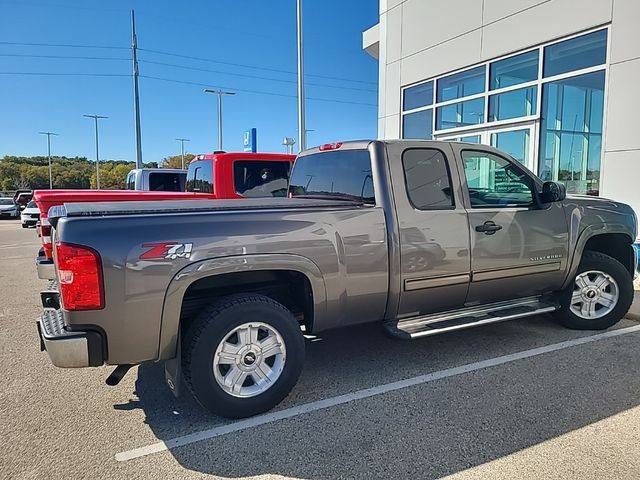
[541,181,566,203]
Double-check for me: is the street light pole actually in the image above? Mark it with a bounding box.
[204,89,235,151]
[297,0,306,152]
[39,131,58,189]
[175,138,190,169]
[83,115,108,189]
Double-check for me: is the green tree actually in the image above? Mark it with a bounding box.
[160,154,194,169]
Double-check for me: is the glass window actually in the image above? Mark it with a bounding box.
[460,135,481,143]
[402,149,454,210]
[234,160,291,197]
[149,172,186,192]
[488,86,537,122]
[403,81,434,111]
[543,29,607,78]
[490,50,539,90]
[490,129,531,165]
[462,150,534,208]
[403,109,433,139]
[126,172,135,190]
[436,97,484,130]
[538,71,605,195]
[186,160,213,194]
[437,66,485,102]
[288,150,375,203]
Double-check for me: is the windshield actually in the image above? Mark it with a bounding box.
[0,199,14,205]
[27,201,37,208]
[288,149,375,203]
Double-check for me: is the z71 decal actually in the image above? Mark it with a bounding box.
[140,242,193,260]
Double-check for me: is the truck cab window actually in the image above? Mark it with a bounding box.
[186,161,213,194]
[234,161,291,198]
[462,150,534,208]
[402,148,454,209]
[288,150,375,203]
[126,172,135,190]
[149,172,184,192]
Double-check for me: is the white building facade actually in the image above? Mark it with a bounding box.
[363,0,640,221]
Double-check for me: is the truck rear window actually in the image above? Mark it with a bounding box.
[149,172,186,192]
[234,161,291,197]
[288,150,375,203]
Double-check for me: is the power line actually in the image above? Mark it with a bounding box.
[138,48,378,86]
[0,40,128,49]
[141,75,377,107]
[139,59,377,93]
[0,53,130,60]
[0,72,130,77]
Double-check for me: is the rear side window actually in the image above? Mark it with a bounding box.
[402,149,454,210]
[234,161,291,197]
[186,161,213,194]
[149,172,185,192]
[126,172,135,190]
[289,149,375,203]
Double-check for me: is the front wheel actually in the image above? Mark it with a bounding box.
[182,294,305,419]
[554,251,634,330]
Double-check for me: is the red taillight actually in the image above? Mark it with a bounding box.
[319,142,343,151]
[40,217,54,259]
[55,242,104,311]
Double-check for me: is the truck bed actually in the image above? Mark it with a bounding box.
[54,197,365,220]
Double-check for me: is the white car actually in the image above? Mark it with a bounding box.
[20,201,40,228]
[0,198,20,220]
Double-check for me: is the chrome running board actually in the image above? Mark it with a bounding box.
[386,296,559,339]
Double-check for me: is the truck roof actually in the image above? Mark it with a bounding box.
[190,152,295,164]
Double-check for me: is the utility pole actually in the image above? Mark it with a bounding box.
[297,0,306,152]
[131,9,143,168]
[83,115,108,189]
[38,131,58,189]
[204,89,235,151]
[175,138,190,169]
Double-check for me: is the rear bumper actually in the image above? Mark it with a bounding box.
[37,309,104,368]
[36,249,55,280]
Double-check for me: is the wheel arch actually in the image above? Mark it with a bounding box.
[158,254,327,360]
[563,228,635,289]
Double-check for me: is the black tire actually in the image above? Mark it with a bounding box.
[182,293,305,419]
[553,251,634,330]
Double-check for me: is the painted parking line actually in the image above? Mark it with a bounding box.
[115,324,640,462]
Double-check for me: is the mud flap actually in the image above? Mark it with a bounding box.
[164,332,182,398]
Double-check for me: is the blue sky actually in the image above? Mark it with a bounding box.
[0,0,379,162]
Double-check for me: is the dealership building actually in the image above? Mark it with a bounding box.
[363,0,640,224]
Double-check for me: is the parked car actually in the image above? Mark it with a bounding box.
[20,201,40,228]
[37,140,639,419]
[14,191,33,210]
[125,168,187,192]
[0,197,19,219]
[32,152,296,280]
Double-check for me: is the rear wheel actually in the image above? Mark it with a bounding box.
[554,251,633,330]
[182,294,305,418]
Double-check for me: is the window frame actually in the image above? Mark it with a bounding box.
[459,148,541,210]
[401,147,456,211]
[400,26,609,142]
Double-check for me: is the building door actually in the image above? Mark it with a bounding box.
[438,123,536,172]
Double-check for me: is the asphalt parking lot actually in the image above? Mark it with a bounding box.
[2,219,640,479]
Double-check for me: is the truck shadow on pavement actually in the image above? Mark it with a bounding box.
[128,316,640,479]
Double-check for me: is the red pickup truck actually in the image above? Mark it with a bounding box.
[34,152,294,279]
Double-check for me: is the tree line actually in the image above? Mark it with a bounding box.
[0,154,195,191]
